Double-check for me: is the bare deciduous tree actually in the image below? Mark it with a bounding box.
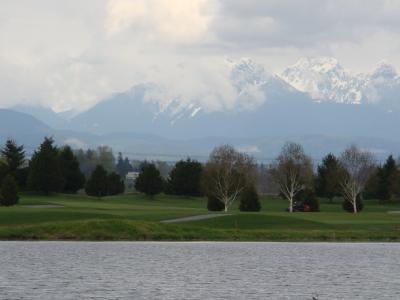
[339,145,375,213]
[270,142,313,212]
[202,145,256,212]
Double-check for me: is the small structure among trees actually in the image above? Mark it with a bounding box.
[202,145,256,212]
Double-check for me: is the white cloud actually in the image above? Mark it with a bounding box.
[106,0,214,43]
[0,0,400,112]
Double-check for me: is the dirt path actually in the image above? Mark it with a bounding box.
[161,213,231,223]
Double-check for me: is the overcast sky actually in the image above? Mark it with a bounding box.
[1,0,400,111]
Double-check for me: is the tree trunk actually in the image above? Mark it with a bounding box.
[289,197,293,213]
[353,196,358,214]
[224,204,228,212]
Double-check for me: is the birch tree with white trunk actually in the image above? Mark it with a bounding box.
[270,142,313,213]
[339,145,375,214]
[202,145,256,212]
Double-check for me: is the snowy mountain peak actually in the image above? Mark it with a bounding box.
[292,57,340,73]
[229,57,268,89]
[280,57,400,107]
[280,56,361,103]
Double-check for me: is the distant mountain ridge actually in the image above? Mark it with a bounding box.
[3,57,400,160]
[2,107,400,161]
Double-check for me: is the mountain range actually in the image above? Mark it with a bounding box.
[4,57,400,161]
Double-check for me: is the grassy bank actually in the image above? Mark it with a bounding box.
[0,193,399,241]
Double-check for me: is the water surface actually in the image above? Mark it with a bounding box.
[0,242,398,299]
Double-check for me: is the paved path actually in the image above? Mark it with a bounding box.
[19,204,64,209]
[161,213,231,224]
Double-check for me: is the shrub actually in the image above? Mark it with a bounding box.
[295,188,320,212]
[207,195,225,211]
[85,165,109,197]
[239,185,261,212]
[342,195,364,213]
[107,172,125,195]
[0,175,19,206]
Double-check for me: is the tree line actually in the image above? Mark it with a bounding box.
[1,137,399,214]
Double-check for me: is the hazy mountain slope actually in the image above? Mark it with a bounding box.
[0,109,54,148]
[11,105,69,129]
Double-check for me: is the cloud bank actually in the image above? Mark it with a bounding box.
[0,0,399,112]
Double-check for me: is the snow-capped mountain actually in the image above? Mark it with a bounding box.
[11,56,400,142]
[7,56,400,159]
[280,57,400,108]
[280,57,366,104]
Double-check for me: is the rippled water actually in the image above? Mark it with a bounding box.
[0,242,399,299]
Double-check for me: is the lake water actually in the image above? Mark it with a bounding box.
[0,242,399,299]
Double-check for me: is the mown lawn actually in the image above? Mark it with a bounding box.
[0,193,399,241]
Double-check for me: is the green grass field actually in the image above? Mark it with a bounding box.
[0,193,399,241]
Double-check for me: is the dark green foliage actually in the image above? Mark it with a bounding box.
[342,195,364,213]
[1,139,27,189]
[207,195,225,211]
[166,159,203,196]
[364,169,380,199]
[15,167,29,191]
[28,137,64,194]
[1,139,25,175]
[116,152,133,178]
[376,155,399,201]
[0,174,19,206]
[59,146,85,194]
[295,188,320,212]
[239,185,261,212]
[315,154,342,202]
[85,165,109,197]
[134,163,163,197]
[0,162,7,186]
[107,172,125,195]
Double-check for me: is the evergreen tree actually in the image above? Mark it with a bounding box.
[28,137,64,194]
[134,163,163,197]
[85,165,109,197]
[315,154,342,202]
[107,172,125,195]
[376,155,399,201]
[239,185,261,212]
[166,159,203,196]
[59,146,85,193]
[207,195,225,211]
[0,174,19,206]
[1,139,27,188]
[1,139,25,175]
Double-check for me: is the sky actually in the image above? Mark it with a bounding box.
[1,0,400,112]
